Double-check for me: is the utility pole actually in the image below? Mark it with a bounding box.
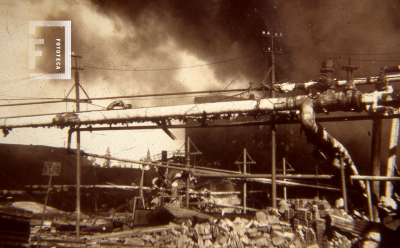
[71,52,83,238]
[262,31,282,208]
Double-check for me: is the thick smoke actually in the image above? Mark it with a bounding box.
[33,0,400,97]
[86,0,276,88]
[87,0,400,85]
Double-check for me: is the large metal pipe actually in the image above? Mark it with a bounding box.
[0,90,396,129]
[275,73,400,92]
[299,97,366,190]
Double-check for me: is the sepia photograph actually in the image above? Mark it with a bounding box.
[1,0,400,247]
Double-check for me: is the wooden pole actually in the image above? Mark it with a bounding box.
[140,164,145,208]
[243,148,247,214]
[371,118,382,221]
[73,54,82,238]
[386,110,399,199]
[366,180,374,221]
[186,137,190,209]
[270,38,277,208]
[283,157,287,200]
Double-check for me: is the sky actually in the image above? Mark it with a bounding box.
[1,0,400,163]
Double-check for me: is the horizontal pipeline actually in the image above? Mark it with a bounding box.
[0,90,396,129]
[275,73,400,92]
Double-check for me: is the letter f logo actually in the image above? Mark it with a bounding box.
[29,39,44,69]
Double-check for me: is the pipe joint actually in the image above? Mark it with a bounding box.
[376,74,388,91]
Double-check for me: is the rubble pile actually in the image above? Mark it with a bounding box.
[92,198,358,247]
[22,197,398,247]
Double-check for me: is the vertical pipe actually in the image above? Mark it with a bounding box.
[243,148,247,214]
[186,137,190,209]
[271,39,277,208]
[366,180,374,221]
[283,157,287,200]
[74,57,81,238]
[371,118,382,221]
[340,157,348,213]
[386,110,399,199]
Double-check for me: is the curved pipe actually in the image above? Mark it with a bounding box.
[300,98,366,190]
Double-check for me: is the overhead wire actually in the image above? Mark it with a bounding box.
[222,54,262,90]
[0,89,249,108]
[0,69,63,86]
[0,69,63,94]
[223,71,244,90]
[84,54,257,72]
[0,96,66,101]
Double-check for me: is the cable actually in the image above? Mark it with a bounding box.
[88,102,106,110]
[0,97,65,101]
[0,69,63,86]
[224,71,244,90]
[0,70,62,94]
[85,54,257,72]
[0,100,73,108]
[321,52,400,56]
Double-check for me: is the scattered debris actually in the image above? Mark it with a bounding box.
[6,196,400,247]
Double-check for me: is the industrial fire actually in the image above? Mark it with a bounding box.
[2,1,400,247]
[0,56,400,247]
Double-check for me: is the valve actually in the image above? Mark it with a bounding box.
[341,57,358,92]
[317,59,336,93]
